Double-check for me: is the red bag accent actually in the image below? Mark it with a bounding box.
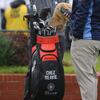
[41,44,55,51]
[42,55,57,61]
[37,35,59,44]
[32,46,36,53]
[40,49,58,61]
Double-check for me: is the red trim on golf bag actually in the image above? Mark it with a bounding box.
[40,47,57,61]
[36,35,59,61]
[37,34,59,44]
[32,46,36,53]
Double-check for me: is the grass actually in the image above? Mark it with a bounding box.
[0,66,28,74]
[64,51,100,74]
[63,51,74,74]
[0,51,100,74]
[95,55,100,71]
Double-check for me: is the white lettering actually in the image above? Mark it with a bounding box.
[46,70,56,75]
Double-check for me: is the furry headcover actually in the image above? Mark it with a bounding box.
[48,2,72,32]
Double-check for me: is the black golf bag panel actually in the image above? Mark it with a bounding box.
[30,34,65,100]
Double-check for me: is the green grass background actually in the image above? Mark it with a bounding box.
[64,51,100,73]
[0,52,100,74]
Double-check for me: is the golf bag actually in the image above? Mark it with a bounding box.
[24,1,65,100]
[24,27,65,100]
[30,33,65,100]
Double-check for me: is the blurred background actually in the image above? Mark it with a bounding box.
[0,0,99,74]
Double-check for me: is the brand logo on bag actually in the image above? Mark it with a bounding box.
[44,83,58,95]
[47,83,55,91]
[44,70,58,80]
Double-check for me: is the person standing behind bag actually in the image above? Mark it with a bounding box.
[1,0,29,65]
[70,0,100,100]
[2,0,29,34]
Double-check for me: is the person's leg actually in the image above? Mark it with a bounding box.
[71,39,99,100]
